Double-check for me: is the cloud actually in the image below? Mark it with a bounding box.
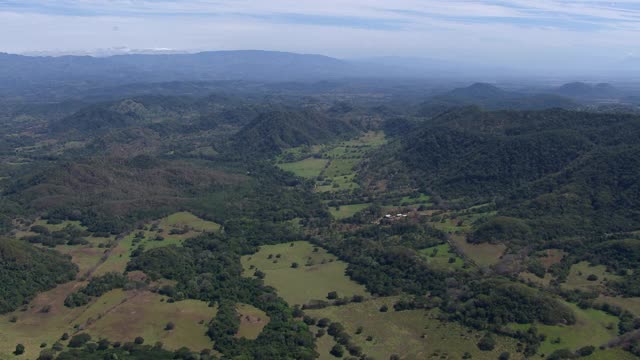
[0,0,638,70]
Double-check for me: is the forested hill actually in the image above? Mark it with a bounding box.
[0,237,77,313]
[230,109,359,156]
[417,83,578,116]
[365,107,640,239]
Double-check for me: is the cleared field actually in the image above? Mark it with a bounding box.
[306,297,523,360]
[537,249,567,269]
[519,272,554,287]
[159,211,221,232]
[277,157,328,179]
[583,348,639,360]
[0,286,216,358]
[0,281,88,359]
[597,295,640,316]
[329,203,370,220]
[275,131,386,193]
[236,303,269,340]
[563,261,621,292]
[82,291,216,352]
[322,159,359,178]
[317,173,359,192]
[419,243,466,271]
[399,193,432,207]
[450,235,506,268]
[510,302,619,356]
[241,241,369,306]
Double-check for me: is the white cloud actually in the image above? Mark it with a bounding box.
[0,0,638,70]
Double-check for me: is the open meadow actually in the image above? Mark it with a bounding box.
[241,241,369,306]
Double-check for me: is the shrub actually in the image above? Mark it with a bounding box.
[477,333,496,351]
[68,333,91,348]
[330,344,344,358]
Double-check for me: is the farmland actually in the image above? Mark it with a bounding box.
[241,241,369,306]
[563,261,622,292]
[510,302,619,356]
[235,303,269,340]
[306,297,523,360]
[0,212,222,359]
[328,203,370,220]
[419,243,467,271]
[276,131,386,193]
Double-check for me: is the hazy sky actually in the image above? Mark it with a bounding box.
[1,0,639,68]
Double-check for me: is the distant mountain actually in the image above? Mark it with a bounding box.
[0,50,386,96]
[50,104,146,134]
[553,82,619,98]
[417,83,577,116]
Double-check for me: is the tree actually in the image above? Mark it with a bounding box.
[165,322,176,330]
[14,344,25,355]
[134,336,145,345]
[587,274,599,281]
[330,344,345,358]
[477,333,496,351]
[37,349,56,360]
[380,304,389,312]
[327,291,338,300]
[97,339,110,350]
[291,262,299,268]
[328,322,345,336]
[68,333,91,348]
[547,348,576,360]
[576,345,595,356]
[499,352,510,360]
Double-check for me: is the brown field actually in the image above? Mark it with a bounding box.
[450,235,506,268]
[235,304,269,340]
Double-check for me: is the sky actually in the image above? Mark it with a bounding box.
[1,0,639,69]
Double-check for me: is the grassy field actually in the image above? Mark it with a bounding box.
[399,193,432,207]
[419,243,467,271]
[0,287,216,358]
[329,203,370,220]
[583,348,639,360]
[276,131,386,193]
[241,241,369,306]
[519,271,555,287]
[159,211,220,232]
[563,261,621,292]
[510,302,619,356]
[306,297,523,360]
[597,295,640,316]
[81,291,216,352]
[236,303,269,340]
[0,212,223,358]
[450,235,506,268]
[278,158,328,179]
